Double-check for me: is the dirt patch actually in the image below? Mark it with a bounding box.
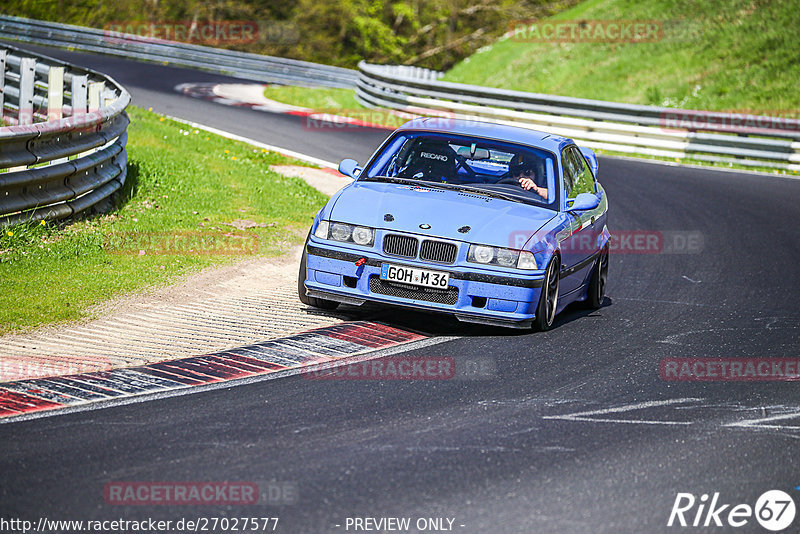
[0,167,355,383]
[0,245,350,382]
[271,165,351,196]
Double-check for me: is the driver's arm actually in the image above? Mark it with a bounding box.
[519,177,548,199]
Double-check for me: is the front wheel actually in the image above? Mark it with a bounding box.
[533,256,560,331]
[298,243,339,310]
[586,244,609,309]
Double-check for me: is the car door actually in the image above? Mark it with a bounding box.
[558,146,600,295]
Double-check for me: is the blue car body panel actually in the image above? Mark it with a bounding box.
[302,118,610,328]
[327,182,556,248]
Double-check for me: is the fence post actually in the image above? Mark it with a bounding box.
[47,65,64,121]
[18,57,35,125]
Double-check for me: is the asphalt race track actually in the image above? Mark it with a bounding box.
[2,43,800,533]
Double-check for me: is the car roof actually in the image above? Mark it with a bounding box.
[396,117,574,153]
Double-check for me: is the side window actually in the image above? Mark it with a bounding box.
[561,149,576,198]
[567,147,596,196]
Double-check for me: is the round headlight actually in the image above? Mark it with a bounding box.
[496,248,516,267]
[472,245,494,264]
[352,226,373,246]
[330,223,352,242]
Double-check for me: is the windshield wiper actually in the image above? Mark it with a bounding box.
[360,175,426,186]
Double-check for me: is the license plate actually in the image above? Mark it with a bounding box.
[380,263,450,290]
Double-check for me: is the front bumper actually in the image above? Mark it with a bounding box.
[304,240,545,328]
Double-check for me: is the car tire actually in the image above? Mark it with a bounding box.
[533,255,560,331]
[298,241,340,311]
[586,243,609,309]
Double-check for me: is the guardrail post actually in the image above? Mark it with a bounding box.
[48,65,64,121]
[0,50,6,122]
[82,81,106,158]
[18,57,35,125]
[88,81,104,113]
[71,74,87,118]
[102,87,116,108]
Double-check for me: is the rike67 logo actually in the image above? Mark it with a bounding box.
[668,490,796,531]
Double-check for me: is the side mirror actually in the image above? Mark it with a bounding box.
[338,158,361,179]
[568,192,600,211]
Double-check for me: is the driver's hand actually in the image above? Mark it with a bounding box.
[518,177,548,199]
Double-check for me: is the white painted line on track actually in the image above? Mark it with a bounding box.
[542,398,704,426]
[725,409,800,431]
[164,114,340,169]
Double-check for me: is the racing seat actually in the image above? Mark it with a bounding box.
[398,141,458,183]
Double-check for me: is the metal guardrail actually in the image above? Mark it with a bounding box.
[0,43,130,227]
[357,62,800,171]
[0,15,358,89]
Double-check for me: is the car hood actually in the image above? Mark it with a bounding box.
[329,182,555,248]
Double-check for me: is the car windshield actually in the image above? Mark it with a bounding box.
[361,131,559,209]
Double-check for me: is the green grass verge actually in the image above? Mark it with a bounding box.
[443,0,800,115]
[0,107,328,335]
[263,85,363,111]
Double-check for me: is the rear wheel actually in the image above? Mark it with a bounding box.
[298,243,339,310]
[586,244,609,309]
[533,256,560,331]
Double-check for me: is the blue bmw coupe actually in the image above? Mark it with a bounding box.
[299,118,610,330]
